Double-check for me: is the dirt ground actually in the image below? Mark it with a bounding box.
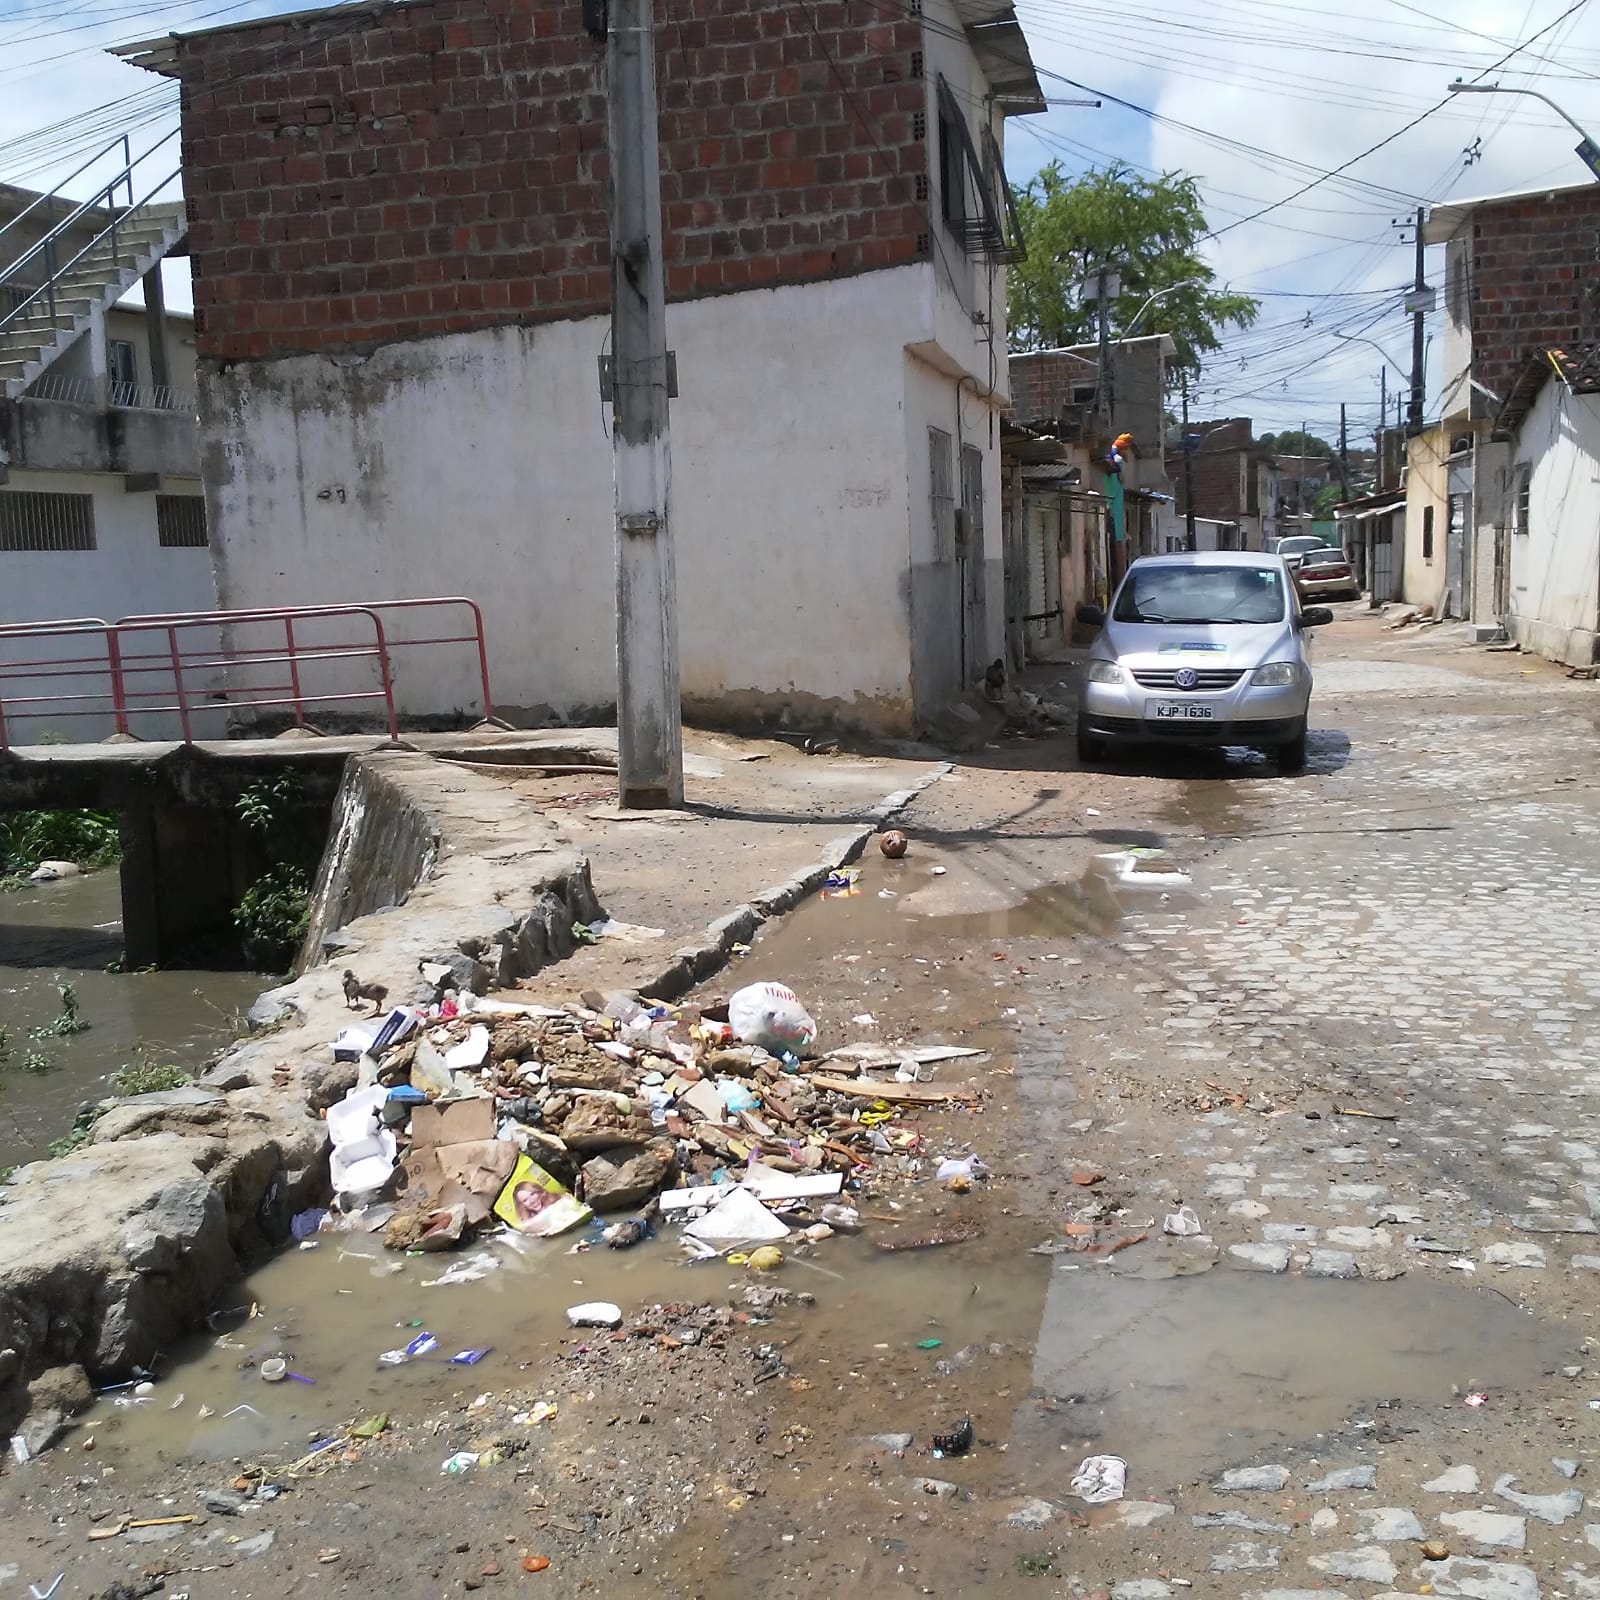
[5,609,1600,1600]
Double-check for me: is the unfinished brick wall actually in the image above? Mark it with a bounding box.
[1165,417,1254,520]
[1467,187,1600,405]
[1007,350,1098,422]
[172,0,928,359]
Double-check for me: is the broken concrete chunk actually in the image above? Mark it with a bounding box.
[1229,1243,1291,1273]
[1216,1465,1291,1492]
[1439,1510,1526,1550]
[1111,1583,1171,1600]
[1307,1548,1398,1584]
[1418,1555,1540,1600]
[1355,1507,1424,1541]
[1423,1465,1481,1493]
[1210,1542,1280,1573]
[1194,1511,1292,1534]
[1306,1248,1361,1279]
[1104,1501,1176,1528]
[1482,1242,1546,1269]
[1306,1465,1376,1492]
[1493,1472,1582,1524]
[580,1141,676,1213]
[1006,1498,1056,1530]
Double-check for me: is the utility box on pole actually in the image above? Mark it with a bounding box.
[605,0,683,809]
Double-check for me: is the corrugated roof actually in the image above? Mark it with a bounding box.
[1549,342,1600,394]
[1493,342,1600,439]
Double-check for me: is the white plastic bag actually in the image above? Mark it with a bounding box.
[727,982,817,1057]
[1071,1454,1127,1503]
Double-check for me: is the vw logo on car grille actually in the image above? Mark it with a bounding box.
[1173,667,1199,690]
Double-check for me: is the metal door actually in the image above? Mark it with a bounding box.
[1371,515,1396,602]
[960,445,986,684]
[1445,492,1468,618]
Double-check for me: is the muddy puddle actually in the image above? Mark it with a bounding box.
[1012,1265,1567,1489]
[87,1215,1050,1472]
[0,872,267,1168]
[746,848,1199,959]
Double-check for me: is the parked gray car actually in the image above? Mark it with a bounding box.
[1076,551,1331,772]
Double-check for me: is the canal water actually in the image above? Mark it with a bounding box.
[0,869,268,1170]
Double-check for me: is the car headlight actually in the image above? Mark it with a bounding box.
[1086,660,1123,684]
[1251,661,1301,686]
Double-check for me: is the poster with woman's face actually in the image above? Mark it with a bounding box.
[492,1153,591,1237]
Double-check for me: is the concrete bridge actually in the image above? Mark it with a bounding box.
[0,731,616,965]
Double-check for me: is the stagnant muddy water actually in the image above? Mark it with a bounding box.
[70,846,1564,1504]
[0,871,267,1168]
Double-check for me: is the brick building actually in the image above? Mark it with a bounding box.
[1412,180,1600,631]
[1163,416,1278,552]
[117,0,1042,735]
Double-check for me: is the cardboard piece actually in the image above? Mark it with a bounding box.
[410,1098,495,1148]
[403,1139,519,1224]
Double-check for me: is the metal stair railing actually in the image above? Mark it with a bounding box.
[0,128,182,340]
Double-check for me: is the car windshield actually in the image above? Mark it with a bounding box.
[1113,564,1287,625]
[1278,538,1322,555]
[1300,549,1346,567]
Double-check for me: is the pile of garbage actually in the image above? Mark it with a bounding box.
[316,977,987,1264]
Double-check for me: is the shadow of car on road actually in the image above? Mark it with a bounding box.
[1073,728,1353,780]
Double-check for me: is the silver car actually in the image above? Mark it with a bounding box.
[1075,551,1331,772]
[1274,533,1327,573]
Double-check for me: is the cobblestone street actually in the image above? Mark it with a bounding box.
[694,612,1600,1598]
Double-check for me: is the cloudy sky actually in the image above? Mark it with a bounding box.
[1012,0,1600,439]
[1,0,1597,443]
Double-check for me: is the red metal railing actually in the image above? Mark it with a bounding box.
[0,598,494,751]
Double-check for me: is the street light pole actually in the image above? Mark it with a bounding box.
[1446,81,1600,179]
[1180,373,1196,551]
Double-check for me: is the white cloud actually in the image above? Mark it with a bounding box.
[1015,0,1600,436]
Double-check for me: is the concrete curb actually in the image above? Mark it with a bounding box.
[638,760,953,1000]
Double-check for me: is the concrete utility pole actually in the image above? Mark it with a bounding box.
[605,0,682,809]
[1180,374,1196,551]
[1096,266,1113,431]
[1408,205,1426,436]
[1338,402,1348,501]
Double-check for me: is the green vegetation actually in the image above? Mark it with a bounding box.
[107,1057,190,1097]
[232,774,318,971]
[1008,161,1259,383]
[28,983,88,1040]
[0,809,120,890]
[234,862,312,971]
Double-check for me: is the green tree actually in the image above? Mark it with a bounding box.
[1008,161,1259,382]
[1263,429,1336,458]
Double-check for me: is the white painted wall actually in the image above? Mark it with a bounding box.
[0,470,216,742]
[41,306,197,401]
[203,267,929,734]
[1507,378,1600,664]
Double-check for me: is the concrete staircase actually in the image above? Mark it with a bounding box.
[0,199,187,401]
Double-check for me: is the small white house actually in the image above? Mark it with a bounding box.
[1493,343,1600,665]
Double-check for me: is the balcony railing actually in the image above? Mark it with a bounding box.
[22,370,196,413]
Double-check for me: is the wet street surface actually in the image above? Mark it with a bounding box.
[6,612,1600,1599]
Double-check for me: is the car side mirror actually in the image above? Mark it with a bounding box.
[1300,606,1334,628]
[1075,603,1106,628]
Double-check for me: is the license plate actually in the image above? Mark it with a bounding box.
[1147,700,1215,721]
